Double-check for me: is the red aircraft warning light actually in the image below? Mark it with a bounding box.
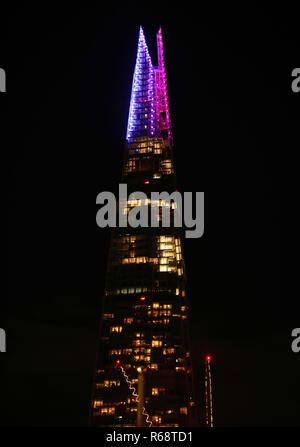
[140,296,146,301]
[144,180,150,185]
[206,355,211,362]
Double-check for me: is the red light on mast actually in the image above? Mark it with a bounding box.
[206,355,211,362]
[140,296,146,301]
[144,180,150,185]
[116,359,120,365]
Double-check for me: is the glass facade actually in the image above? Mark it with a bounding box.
[90,26,198,427]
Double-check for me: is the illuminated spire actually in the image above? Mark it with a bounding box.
[126,26,173,143]
[155,27,172,143]
[126,27,157,141]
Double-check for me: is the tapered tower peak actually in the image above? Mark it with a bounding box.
[126,26,172,144]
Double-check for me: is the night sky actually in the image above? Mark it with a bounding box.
[2,4,299,427]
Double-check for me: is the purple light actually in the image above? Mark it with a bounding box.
[126,26,172,143]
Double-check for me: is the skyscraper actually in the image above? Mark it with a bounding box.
[90,26,198,427]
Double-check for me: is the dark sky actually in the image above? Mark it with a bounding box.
[2,4,299,426]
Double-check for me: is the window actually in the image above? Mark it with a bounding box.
[152,415,162,424]
[102,313,114,319]
[100,407,115,415]
[180,407,188,415]
[109,349,122,356]
[93,400,103,408]
[149,363,158,370]
[150,388,162,398]
[163,348,175,355]
[176,358,185,363]
[110,326,123,333]
[123,348,132,355]
[160,310,171,316]
[104,380,120,387]
[132,339,145,346]
[152,340,162,347]
[122,257,158,265]
[123,317,134,324]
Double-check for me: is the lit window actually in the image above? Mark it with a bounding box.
[123,348,132,355]
[100,407,115,415]
[132,339,145,346]
[102,313,114,319]
[180,407,188,415]
[135,333,144,338]
[104,380,120,387]
[109,349,122,356]
[149,364,158,370]
[93,400,103,408]
[110,326,122,333]
[163,348,175,355]
[124,317,134,324]
[176,357,185,363]
[152,340,162,347]
[159,310,171,316]
[152,415,162,424]
[152,388,159,396]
